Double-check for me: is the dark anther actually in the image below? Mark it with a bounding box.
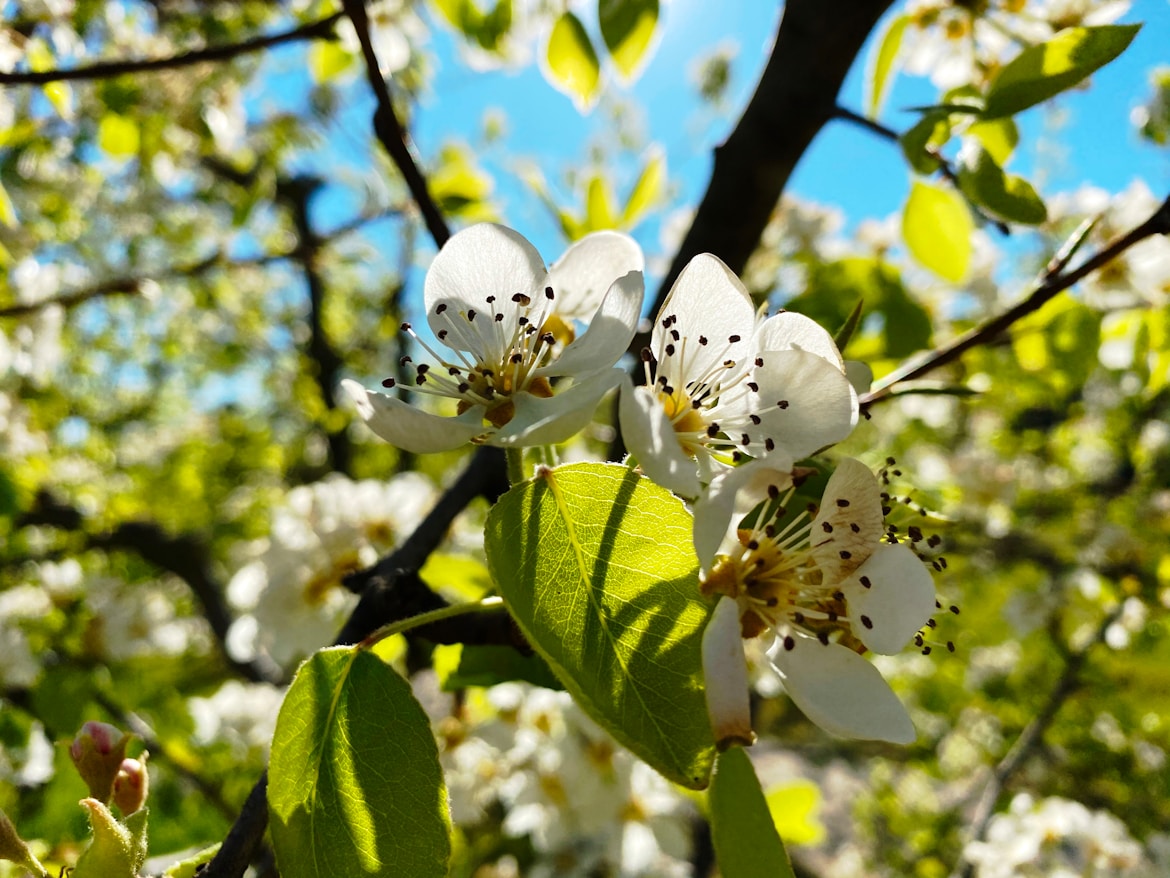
[399,355,412,366]
[435,304,447,314]
[822,521,833,533]
[750,414,761,425]
[909,526,923,542]
[793,612,805,624]
[467,309,477,321]
[495,313,505,322]
[545,286,555,299]
[817,632,829,645]
[765,438,775,451]
[859,576,872,589]
[741,434,751,446]
[836,498,850,508]
[417,363,431,375]
[665,344,676,356]
[401,321,412,331]
[755,357,764,367]
[947,641,956,652]
[746,382,759,392]
[850,523,860,533]
[839,550,851,560]
[438,330,448,340]
[767,484,780,499]
[746,540,759,550]
[832,590,844,601]
[381,378,396,388]
[949,605,960,615]
[698,335,708,345]
[861,615,873,629]
[728,334,741,343]
[707,424,719,438]
[783,636,795,651]
[777,400,789,409]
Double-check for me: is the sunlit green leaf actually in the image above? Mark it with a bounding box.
[765,780,826,847]
[709,747,795,878]
[585,174,619,230]
[268,647,451,878]
[899,111,950,175]
[983,24,1141,119]
[866,14,908,118]
[599,0,659,81]
[545,12,602,111]
[957,144,1047,225]
[967,117,1019,166]
[902,180,973,283]
[484,463,716,789]
[438,643,565,691]
[0,179,16,227]
[430,143,496,221]
[309,41,353,83]
[622,146,666,226]
[98,114,140,160]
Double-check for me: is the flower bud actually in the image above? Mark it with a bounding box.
[69,721,130,804]
[111,754,149,816]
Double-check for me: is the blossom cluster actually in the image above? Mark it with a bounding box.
[346,223,941,746]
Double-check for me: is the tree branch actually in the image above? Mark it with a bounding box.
[17,490,284,686]
[646,0,893,323]
[862,191,1170,407]
[0,208,400,320]
[200,446,510,878]
[276,175,353,477]
[339,0,451,249]
[0,13,343,85]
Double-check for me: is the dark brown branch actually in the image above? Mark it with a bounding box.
[833,104,1010,235]
[200,446,510,878]
[276,175,352,476]
[18,491,283,686]
[862,192,1170,406]
[646,0,893,323]
[0,209,400,320]
[0,13,343,85]
[949,602,1127,878]
[340,0,451,249]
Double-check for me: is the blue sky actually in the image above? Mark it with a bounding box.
[396,0,1170,269]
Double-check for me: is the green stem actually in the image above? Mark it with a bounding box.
[359,596,505,649]
[506,447,526,484]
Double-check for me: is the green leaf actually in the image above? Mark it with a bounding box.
[484,463,716,789]
[622,146,666,227]
[98,114,140,159]
[765,780,826,847]
[982,24,1141,119]
[899,111,950,175]
[709,748,795,878]
[72,800,146,878]
[833,298,865,353]
[430,143,495,221]
[599,0,659,81]
[902,180,973,283]
[268,647,451,878]
[545,12,601,111]
[866,14,908,118]
[309,41,353,83]
[957,145,1047,225]
[967,117,1019,166]
[0,808,48,878]
[585,174,619,230]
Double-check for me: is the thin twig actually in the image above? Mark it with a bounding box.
[0,208,400,320]
[949,602,1127,878]
[340,0,450,249]
[862,192,1170,407]
[833,104,1010,235]
[0,13,343,85]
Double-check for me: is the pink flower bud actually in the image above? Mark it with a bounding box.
[112,754,149,816]
[69,721,130,804]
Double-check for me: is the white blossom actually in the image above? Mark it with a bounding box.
[697,458,936,745]
[619,253,857,498]
[345,223,643,453]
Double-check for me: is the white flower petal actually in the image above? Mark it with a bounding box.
[845,543,936,655]
[424,223,547,353]
[655,253,756,380]
[811,457,884,581]
[693,460,793,571]
[702,596,754,749]
[342,379,484,453]
[768,637,916,744]
[753,349,859,458]
[755,310,844,366]
[546,230,644,322]
[540,270,643,379]
[492,369,621,447]
[617,380,701,498]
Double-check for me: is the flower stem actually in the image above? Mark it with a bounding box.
[358,596,505,649]
[506,448,526,484]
